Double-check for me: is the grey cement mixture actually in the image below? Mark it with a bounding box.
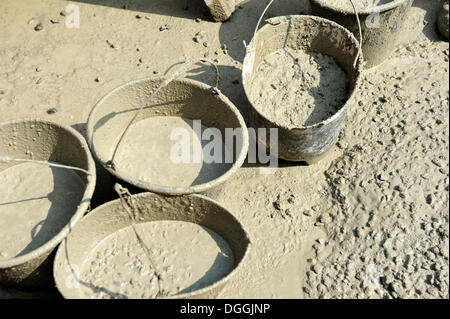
[326,0,394,11]
[113,116,232,187]
[250,49,348,127]
[79,221,234,299]
[0,163,84,259]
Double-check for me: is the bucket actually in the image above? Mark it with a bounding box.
[438,1,449,41]
[310,0,413,68]
[87,60,248,195]
[242,14,363,164]
[53,191,250,299]
[0,118,96,289]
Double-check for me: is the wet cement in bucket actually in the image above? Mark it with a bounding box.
[0,163,84,259]
[249,49,349,128]
[327,0,394,11]
[79,220,234,299]
[112,116,233,188]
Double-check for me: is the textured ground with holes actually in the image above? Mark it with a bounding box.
[0,0,448,299]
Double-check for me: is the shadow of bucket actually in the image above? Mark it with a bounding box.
[0,118,96,289]
[310,0,413,69]
[87,62,248,196]
[242,15,363,164]
[53,192,250,299]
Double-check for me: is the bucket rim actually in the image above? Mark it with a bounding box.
[0,117,96,269]
[86,76,249,195]
[310,0,411,15]
[242,15,364,132]
[53,192,251,299]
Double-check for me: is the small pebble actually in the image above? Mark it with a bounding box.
[379,96,388,103]
[221,44,228,54]
[34,23,44,31]
[193,31,206,43]
[47,108,57,114]
[159,24,171,31]
[106,40,116,49]
[60,10,67,17]
[50,19,59,24]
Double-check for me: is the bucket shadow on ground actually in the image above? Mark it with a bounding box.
[66,0,211,20]
[410,0,445,41]
[183,62,250,123]
[218,0,310,63]
[71,122,117,209]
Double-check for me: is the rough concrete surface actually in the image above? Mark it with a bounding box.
[204,0,235,22]
[0,0,448,299]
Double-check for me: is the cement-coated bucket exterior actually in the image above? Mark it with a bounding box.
[53,192,250,299]
[0,118,96,289]
[87,77,248,195]
[310,0,413,69]
[243,15,363,163]
[438,1,449,41]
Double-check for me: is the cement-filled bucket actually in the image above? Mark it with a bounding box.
[0,118,96,289]
[242,14,363,164]
[53,191,250,299]
[87,60,248,195]
[310,0,413,68]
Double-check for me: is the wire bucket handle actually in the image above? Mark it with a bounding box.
[102,59,220,170]
[249,0,362,68]
[0,156,92,175]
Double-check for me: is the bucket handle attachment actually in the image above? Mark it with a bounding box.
[105,58,220,170]
[249,0,363,68]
